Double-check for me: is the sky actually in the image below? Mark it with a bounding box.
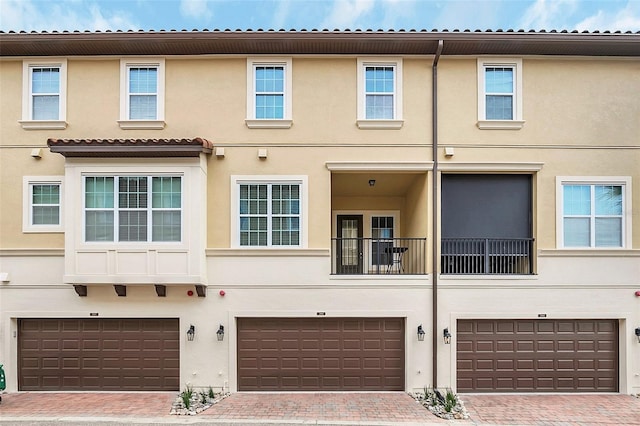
[0,0,639,33]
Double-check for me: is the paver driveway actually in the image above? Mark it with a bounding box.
[0,391,639,425]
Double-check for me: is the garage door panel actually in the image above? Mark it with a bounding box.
[238,317,404,391]
[19,318,179,391]
[457,319,618,393]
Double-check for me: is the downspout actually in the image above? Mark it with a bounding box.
[431,39,443,389]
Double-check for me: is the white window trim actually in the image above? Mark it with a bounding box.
[82,173,183,244]
[231,175,308,248]
[477,58,524,130]
[356,57,403,129]
[20,59,68,130]
[245,58,293,129]
[556,176,632,249]
[23,176,64,233]
[118,58,166,129]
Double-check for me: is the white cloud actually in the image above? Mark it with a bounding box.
[575,1,640,31]
[272,0,292,30]
[519,0,579,30]
[321,0,375,29]
[0,0,138,31]
[179,0,212,20]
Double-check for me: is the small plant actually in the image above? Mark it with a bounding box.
[207,386,216,399]
[180,385,194,409]
[445,388,457,410]
[199,390,208,404]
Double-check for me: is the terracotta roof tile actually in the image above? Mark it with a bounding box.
[47,137,213,158]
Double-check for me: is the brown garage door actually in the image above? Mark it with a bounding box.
[457,319,618,392]
[19,318,179,391]
[237,317,404,391]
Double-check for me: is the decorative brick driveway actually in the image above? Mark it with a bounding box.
[462,394,640,425]
[201,392,440,423]
[0,391,639,425]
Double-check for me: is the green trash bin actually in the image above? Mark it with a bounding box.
[0,363,5,403]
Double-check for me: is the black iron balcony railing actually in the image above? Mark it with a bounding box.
[441,238,534,275]
[331,237,427,275]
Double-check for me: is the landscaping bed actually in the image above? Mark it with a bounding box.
[170,386,229,415]
[413,388,470,420]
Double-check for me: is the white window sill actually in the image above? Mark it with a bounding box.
[19,120,67,130]
[23,226,64,233]
[356,119,404,130]
[117,120,166,130]
[245,119,293,129]
[477,120,525,130]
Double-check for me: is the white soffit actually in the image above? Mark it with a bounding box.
[438,162,544,172]
[325,161,433,171]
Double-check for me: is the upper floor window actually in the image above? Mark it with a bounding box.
[84,175,181,242]
[557,177,631,248]
[232,176,307,248]
[20,60,67,129]
[23,176,64,233]
[477,58,524,130]
[119,59,165,129]
[246,58,292,129]
[356,58,403,129]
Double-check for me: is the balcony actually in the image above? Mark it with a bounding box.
[332,237,427,275]
[441,238,534,275]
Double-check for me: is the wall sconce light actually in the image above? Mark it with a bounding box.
[217,325,225,341]
[443,328,452,344]
[635,327,640,343]
[368,179,376,187]
[187,325,195,341]
[417,324,425,341]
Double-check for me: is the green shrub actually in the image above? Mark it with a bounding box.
[180,385,194,409]
[208,386,216,399]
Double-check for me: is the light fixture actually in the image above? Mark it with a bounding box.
[187,325,195,341]
[635,327,640,343]
[417,324,425,341]
[217,325,225,341]
[368,179,376,187]
[443,328,452,344]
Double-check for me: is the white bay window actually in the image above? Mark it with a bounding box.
[84,175,181,242]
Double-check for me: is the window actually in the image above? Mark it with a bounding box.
[357,58,403,129]
[119,59,165,129]
[232,176,307,248]
[246,58,292,128]
[371,216,394,267]
[84,175,181,242]
[477,58,524,129]
[557,177,631,248]
[20,60,67,129]
[23,177,63,232]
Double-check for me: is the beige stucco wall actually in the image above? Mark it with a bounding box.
[1,52,639,395]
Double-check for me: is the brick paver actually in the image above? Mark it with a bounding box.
[462,394,640,425]
[0,392,175,417]
[1,391,639,425]
[202,392,442,423]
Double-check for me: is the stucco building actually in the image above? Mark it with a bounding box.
[0,29,639,394]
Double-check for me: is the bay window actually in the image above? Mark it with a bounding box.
[84,175,181,242]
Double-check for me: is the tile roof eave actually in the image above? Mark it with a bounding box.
[1,30,639,57]
[47,138,213,158]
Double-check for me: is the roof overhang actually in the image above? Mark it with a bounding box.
[47,137,213,157]
[2,30,639,57]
